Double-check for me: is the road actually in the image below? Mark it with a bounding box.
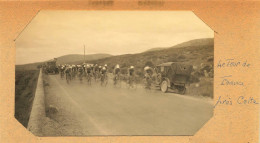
[42,74,213,136]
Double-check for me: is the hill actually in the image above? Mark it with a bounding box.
[168,38,213,49]
[144,47,165,52]
[16,53,112,70]
[55,54,111,64]
[88,38,214,74]
[143,38,213,53]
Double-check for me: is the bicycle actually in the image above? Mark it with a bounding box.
[86,73,92,85]
[143,74,153,90]
[66,72,72,84]
[94,71,100,82]
[100,73,108,86]
[71,71,76,80]
[113,74,121,87]
[127,75,137,89]
[78,72,83,83]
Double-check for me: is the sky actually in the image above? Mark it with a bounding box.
[15,11,213,65]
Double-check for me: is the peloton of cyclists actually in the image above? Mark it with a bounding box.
[57,62,158,88]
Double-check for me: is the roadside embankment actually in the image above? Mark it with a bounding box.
[27,69,46,136]
[15,69,39,127]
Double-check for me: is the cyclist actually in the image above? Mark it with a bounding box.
[71,65,77,80]
[90,64,94,72]
[113,64,121,85]
[144,66,153,89]
[85,64,92,84]
[93,64,99,81]
[97,65,102,79]
[78,65,84,82]
[60,65,65,79]
[128,66,135,88]
[98,65,102,72]
[65,66,72,84]
[128,66,135,76]
[93,64,98,72]
[100,66,108,86]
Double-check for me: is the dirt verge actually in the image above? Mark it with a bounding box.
[15,69,40,127]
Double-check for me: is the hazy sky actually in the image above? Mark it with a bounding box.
[16,11,213,65]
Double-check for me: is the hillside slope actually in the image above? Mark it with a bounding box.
[168,38,213,49]
[55,54,111,64]
[144,48,165,52]
[89,38,214,74]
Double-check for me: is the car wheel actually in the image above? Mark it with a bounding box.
[160,80,168,93]
[182,87,186,94]
[178,86,186,95]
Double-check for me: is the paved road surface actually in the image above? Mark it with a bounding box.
[43,74,213,136]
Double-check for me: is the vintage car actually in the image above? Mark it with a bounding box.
[45,58,59,74]
[155,62,193,94]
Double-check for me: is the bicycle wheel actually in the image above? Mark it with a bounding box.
[66,75,70,84]
[114,76,121,87]
[104,75,108,86]
[87,74,91,85]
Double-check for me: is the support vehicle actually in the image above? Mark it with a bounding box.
[45,58,59,74]
[155,62,193,94]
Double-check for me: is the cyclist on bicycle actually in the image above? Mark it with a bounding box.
[90,64,94,72]
[60,65,65,79]
[78,65,84,73]
[100,66,107,77]
[85,64,92,78]
[128,66,135,87]
[71,65,77,80]
[78,65,84,81]
[100,66,108,85]
[97,65,102,77]
[65,66,72,83]
[128,66,135,76]
[104,64,108,68]
[113,64,120,85]
[93,64,98,80]
[98,66,102,72]
[93,64,98,72]
[144,66,153,89]
[83,64,91,84]
[65,65,72,75]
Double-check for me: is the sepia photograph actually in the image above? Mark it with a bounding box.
[15,11,214,136]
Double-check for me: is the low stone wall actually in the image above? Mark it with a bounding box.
[27,69,45,136]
